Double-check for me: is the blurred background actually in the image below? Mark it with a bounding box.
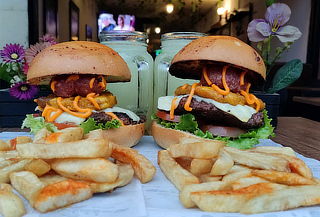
[0,0,319,127]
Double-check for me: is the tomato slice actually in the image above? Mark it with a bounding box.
[156,110,181,123]
[200,125,246,138]
[53,122,78,130]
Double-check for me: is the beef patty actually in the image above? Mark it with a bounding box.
[89,112,145,125]
[172,96,264,129]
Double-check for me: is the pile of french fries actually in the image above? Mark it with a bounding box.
[0,127,156,217]
[158,141,320,214]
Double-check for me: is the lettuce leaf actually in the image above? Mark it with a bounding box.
[80,118,121,134]
[21,114,57,134]
[153,110,274,149]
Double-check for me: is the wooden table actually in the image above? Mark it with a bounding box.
[1,117,320,160]
[273,117,320,161]
[292,96,320,107]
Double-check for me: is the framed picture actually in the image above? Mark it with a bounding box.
[69,1,79,41]
[43,0,58,38]
[86,24,92,41]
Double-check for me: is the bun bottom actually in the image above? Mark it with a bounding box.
[151,121,217,149]
[102,123,145,147]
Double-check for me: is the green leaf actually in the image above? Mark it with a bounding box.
[267,59,303,93]
[80,118,121,134]
[266,0,276,7]
[21,114,57,134]
[0,64,12,83]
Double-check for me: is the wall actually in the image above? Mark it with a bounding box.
[0,0,29,50]
[194,0,312,63]
[57,0,98,42]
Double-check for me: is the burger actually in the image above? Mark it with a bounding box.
[22,41,145,147]
[152,36,274,149]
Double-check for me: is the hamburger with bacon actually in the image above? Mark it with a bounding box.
[22,41,145,147]
[152,36,274,149]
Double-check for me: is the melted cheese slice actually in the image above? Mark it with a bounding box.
[157,95,256,122]
[39,106,140,125]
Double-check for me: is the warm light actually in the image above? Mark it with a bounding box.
[217,7,226,15]
[146,28,151,34]
[146,39,149,43]
[155,27,161,34]
[166,3,174,14]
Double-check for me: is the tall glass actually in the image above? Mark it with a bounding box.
[153,32,207,111]
[99,31,154,126]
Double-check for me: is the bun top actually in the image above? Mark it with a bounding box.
[27,41,131,85]
[169,36,266,80]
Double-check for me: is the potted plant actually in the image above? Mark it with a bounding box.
[0,35,56,127]
[247,1,303,126]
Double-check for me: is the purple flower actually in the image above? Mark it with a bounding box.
[247,3,302,43]
[0,44,25,63]
[39,34,57,45]
[9,82,39,100]
[25,42,52,64]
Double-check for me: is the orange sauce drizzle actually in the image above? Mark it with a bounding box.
[98,76,106,89]
[210,65,230,96]
[184,83,198,111]
[66,75,80,82]
[86,93,101,110]
[203,67,212,86]
[170,97,178,120]
[240,71,247,86]
[106,112,124,126]
[50,81,57,92]
[89,78,95,89]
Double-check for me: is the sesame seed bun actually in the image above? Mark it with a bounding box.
[169,36,266,81]
[27,41,131,85]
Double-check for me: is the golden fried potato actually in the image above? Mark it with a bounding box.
[0,159,32,183]
[111,144,155,183]
[17,138,110,159]
[252,170,316,186]
[189,159,213,176]
[158,150,199,191]
[0,140,11,151]
[24,159,51,176]
[224,147,290,172]
[168,141,224,159]
[198,174,222,183]
[44,127,83,144]
[51,158,119,183]
[231,176,269,190]
[250,146,295,156]
[241,185,320,214]
[0,183,26,217]
[210,150,234,176]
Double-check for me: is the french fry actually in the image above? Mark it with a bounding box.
[210,150,234,176]
[0,159,32,183]
[45,127,83,144]
[250,146,295,156]
[168,141,224,159]
[158,150,199,191]
[222,170,252,184]
[33,179,92,213]
[224,147,290,172]
[88,163,134,193]
[111,144,156,183]
[191,183,285,212]
[241,185,320,214]
[24,159,51,176]
[17,138,110,159]
[85,129,105,139]
[231,176,270,190]
[189,159,213,176]
[0,183,26,217]
[0,140,11,151]
[180,181,227,208]
[39,173,67,186]
[10,171,45,205]
[228,164,252,174]
[0,150,20,160]
[33,128,50,144]
[51,158,119,183]
[0,159,20,170]
[199,174,222,183]
[175,157,192,170]
[270,153,313,179]
[252,169,316,185]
